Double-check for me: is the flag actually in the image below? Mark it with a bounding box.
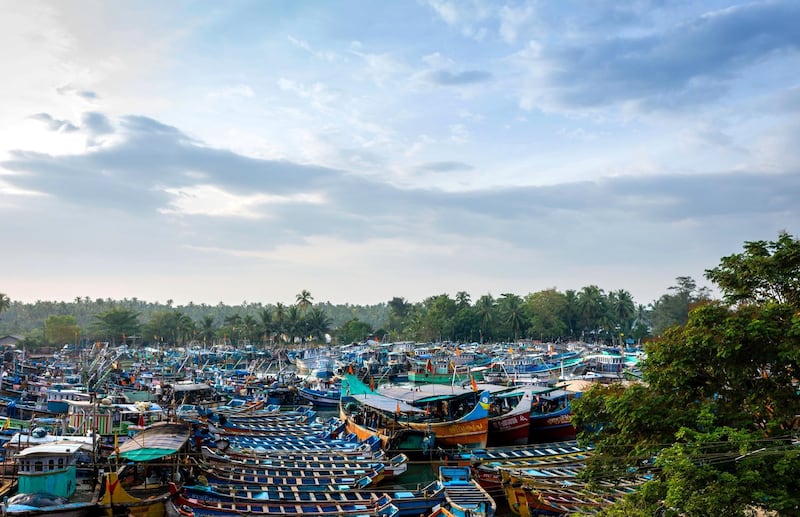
[455,347,461,357]
[2,418,8,430]
[348,364,354,375]
[508,347,514,355]
[425,359,434,373]
[369,377,375,392]
[113,431,120,455]
[470,374,478,393]
[138,412,145,427]
[395,400,401,415]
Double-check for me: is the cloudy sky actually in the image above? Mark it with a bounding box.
[1,0,798,307]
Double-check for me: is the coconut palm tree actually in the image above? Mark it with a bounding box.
[258,307,274,345]
[499,293,526,342]
[305,307,332,343]
[198,315,216,346]
[475,294,495,343]
[0,293,10,317]
[295,290,314,312]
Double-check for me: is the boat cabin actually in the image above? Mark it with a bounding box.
[15,442,89,498]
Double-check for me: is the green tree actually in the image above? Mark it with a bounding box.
[92,307,141,344]
[498,293,526,341]
[577,285,606,342]
[573,233,800,516]
[706,231,800,306]
[455,291,471,309]
[305,307,332,343]
[295,290,314,312]
[337,318,373,344]
[198,315,216,346]
[525,289,567,342]
[44,315,80,345]
[258,307,274,345]
[474,294,496,343]
[0,293,10,317]
[650,276,710,335]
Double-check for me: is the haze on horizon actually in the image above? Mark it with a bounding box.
[1,1,798,308]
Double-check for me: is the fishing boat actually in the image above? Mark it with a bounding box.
[528,389,578,443]
[169,487,399,517]
[176,481,445,517]
[487,389,536,446]
[96,470,172,517]
[1,442,96,517]
[341,374,492,450]
[439,466,496,517]
[199,447,409,478]
[297,386,341,408]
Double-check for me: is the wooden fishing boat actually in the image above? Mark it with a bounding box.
[439,466,496,517]
[297,387,340,408]
[171,488,399,517]
[196,461,388,482]
[208,441,384,460]
[199,448,409,478]
[97,470,171,517]
[177,481,445,517]
[341,375,491,451]
[487,389,537,446]
[200,465,384,489]
[1,442,96,517]
[528,390,577,443]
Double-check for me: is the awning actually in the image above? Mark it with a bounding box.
[114,422,190,462]
[171,382,213,392]
[352,394,424,414]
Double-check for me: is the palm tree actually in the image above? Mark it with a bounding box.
[305,307,332,343]
[241,315,259,345]
[499,293,526,342]
[295,290,314,312]
[455,291,471,309]
[285,306,303,344]
[577,285,606,342]
[274,303,287,343]
[475,294,495,343]
[198,315,216,346]
[258,307,275,345]
[0,293,10,317]
[608,289,636,337]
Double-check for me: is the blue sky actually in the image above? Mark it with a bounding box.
[1,0,798,307]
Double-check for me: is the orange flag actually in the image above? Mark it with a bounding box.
[348,364,354,375]
[395,400,401,415]
[369,377,375,392]
[470,373,478,393]
[455,347,461,357]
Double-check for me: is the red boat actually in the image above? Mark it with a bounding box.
[528,389,578,443]
[487,390,535,446]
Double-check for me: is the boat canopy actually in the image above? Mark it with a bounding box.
[352,394,425,414]
[113,422,190,462]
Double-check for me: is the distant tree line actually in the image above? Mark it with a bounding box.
[0,277,708,349]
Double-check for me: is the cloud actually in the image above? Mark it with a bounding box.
[514,1,800,110]
[3,111,797,255]
[29,113,79,133]
[417,161,474,173]
[81,112,114,135]
[425,69,492,86]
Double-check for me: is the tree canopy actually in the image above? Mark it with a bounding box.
[572,233,800,516]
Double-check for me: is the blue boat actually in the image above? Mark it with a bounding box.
[439,466,496,517]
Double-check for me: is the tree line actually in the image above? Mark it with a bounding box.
[1,277,708,349]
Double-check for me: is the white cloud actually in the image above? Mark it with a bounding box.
[158,184,324,219]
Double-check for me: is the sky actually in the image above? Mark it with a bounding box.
[1,0,799,308]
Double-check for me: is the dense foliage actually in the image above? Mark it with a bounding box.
[0,278,705,348]
[0,275,711,348]
[572,232,800,516]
